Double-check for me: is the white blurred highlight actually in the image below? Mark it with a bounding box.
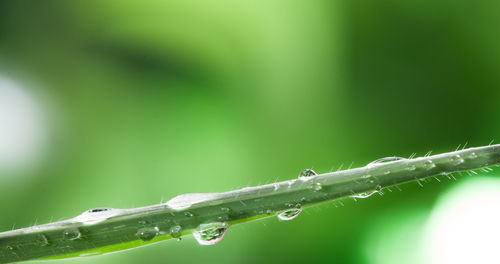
[0,76,46,174]
[423,177,500,264]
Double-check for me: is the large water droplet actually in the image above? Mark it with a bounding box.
[368,157,405,166]
[73,207,122,225]
[63,228,81,240]
[193,222,228,246]
[451,154,464,165]
[169,225,182,239]
[165,193,221,210]
[423,160,436,170]
[136,227,159,241]
[277,208,302,221]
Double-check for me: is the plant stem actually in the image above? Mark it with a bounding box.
[1,144,499,263]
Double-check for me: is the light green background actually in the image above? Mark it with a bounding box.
[0,1,499,263]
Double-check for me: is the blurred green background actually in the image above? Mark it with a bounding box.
[0,0,499,263]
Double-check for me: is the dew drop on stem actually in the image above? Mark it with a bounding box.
[350,190,378,199]
[63,228,81,241]
[193,222,228,246]
[368,157,406,166]
[169,225,182,239]
[136,227,159,242]
[299,169,317,178]
[277,208,302,221]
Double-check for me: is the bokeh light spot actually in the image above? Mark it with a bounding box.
[423,176,500,264]
[0,76,46,174]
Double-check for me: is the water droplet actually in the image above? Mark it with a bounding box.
[423,160,436,170]
[136,227,159,241]
[407,165,416,171]
[451,154,464,165]
[170,225,182,238]
[368,157,406,166]
[193,222,228,246]
[299,169,317,178]
[74,207,122,225]
[350,190,378,199]
[278,208,302,221]
[469,152,478,159]
[184,212,194,217]
[63,228,81,240]
[37,234,49,246]
[166,193,221,210]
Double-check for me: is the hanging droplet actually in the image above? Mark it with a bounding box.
[368,157,406,166]
[169,225,182,239]
[298,169,317,178]
[277,208,302,221]
[63,228,81,240]
[193,222,228,246]
[350,190,378,199]
[423,160,436,170]
[136,226,159,242]
[351,185,382,199]
[451,154,464,165]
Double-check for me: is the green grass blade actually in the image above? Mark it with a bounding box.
[1,144,499,263]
